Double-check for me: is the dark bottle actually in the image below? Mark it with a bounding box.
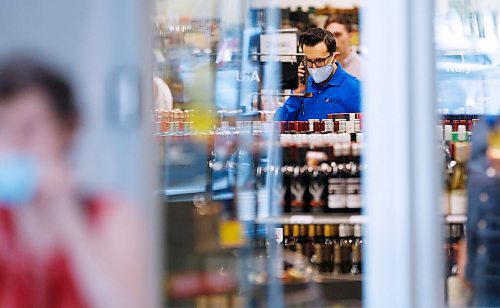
[339,224,354,274]
[295,225,308,257]
[351,224,362,275]
[306,153,328,213]
[315,224,334,273]
[288,224,300,252]
[303,225,316,260]
[283,224,291,250]
[255,160,268,217]
[280,134,293,213]
[314,224,324,244]
[328,143,347,212]
[290,136,308,212]
[346,143,362,213]
[444,224,453,277]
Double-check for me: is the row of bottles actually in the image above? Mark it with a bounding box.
[283,224,363,275]
[155,109,194,135]
[440,115,472,215]
[278,131,363,213]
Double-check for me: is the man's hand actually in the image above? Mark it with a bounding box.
[293,63,307,95]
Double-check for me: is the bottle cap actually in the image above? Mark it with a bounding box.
[339,224,353,237]
[324,225,332,237]
[315,224,323,236]
[444,125,452,141]
[356,132,364,143]
[283,224,290,236]
[354,224,362,237]
[299,225,307,236]
[323,119,334,132]
[339,224,346,237]
[458,125,466,141]
[308,224,316,237]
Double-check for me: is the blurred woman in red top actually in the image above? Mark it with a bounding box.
[0,57,150,307]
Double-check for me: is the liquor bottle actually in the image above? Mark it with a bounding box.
[444,224,453,276]
[346,143,362,212]
[449,143,469,215]
[339,224,354,274]
[304,225,316,260]
[295,225,308,257]
[290,135,308,212]
[351,224,362,275]
[328,143,347,212]
[288,224,300,252]
[314,225,324,244]
[283,224,291,250]
[315,224,334,273]
[280,134,293,213]
[306,152,328,213]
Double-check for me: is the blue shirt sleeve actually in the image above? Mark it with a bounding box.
[274,95,303,121]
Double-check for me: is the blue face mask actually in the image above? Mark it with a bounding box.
[0,154,40,207]
[308,64,335,84]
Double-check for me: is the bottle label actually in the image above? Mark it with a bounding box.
[328,178,346,208]
[291,181,306,207]
[274,228,283,244]
[309,180,325,207]
[450,190,467,215]
[346,178,361,208]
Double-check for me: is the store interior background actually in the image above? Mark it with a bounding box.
[154,0,500,307]
[1,0,500,307]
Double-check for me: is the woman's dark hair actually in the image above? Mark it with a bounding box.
[0,56,78,129]
[299,28,337,54]
[324,14,353,33]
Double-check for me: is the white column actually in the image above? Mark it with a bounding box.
[363,0,441,306]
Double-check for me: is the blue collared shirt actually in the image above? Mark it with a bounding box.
[275,62,361,121]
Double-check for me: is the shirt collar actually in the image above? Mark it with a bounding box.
[324,62,347,87]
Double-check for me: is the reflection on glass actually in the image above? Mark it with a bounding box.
[156,1,364,306]
[436,1,500,306]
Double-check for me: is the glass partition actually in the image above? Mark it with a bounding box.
[155,0,365,306]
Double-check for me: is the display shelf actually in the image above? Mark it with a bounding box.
[255,214,365,225]
[252,274,362,305]
[445,214,467,224]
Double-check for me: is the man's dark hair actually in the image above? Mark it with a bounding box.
[0,56,78,129]
[299,28,337,54]
[324,15,353,33]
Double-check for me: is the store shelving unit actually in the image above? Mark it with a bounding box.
[255,214,467,225]
[255,214,365,225]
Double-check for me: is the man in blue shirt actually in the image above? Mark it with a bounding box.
[275,28,361,121]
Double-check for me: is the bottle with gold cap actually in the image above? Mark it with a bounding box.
[339,224,354,273]
[295,225,311,258]
[351,224,362,275]
[289,224,300,252]
[315,224,334,273]
[283,224,291,250]
[300,225,315,260]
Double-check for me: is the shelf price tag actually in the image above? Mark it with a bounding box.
[290,215,314,224]
[349,215,365,224]
[274,228,283,243]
